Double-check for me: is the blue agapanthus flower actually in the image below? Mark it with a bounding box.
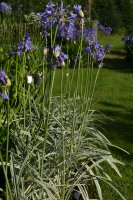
[0,70,7,86]
[83,40,105,62]
[0,2,12,14]
[11,33,38,56]
[105,44,113,54]
[72,5,82,14]
[50,45,68,69]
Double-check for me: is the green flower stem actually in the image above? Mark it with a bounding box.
[42,56,45,112]
[68,46,80,97]
[78,65,101,149]
[6,98,9,200]
[85,54,91,99]
[51,24,52,46]
[53,24,58,47]
[40,69,56,177]
[70,91,76,157]
[0,151,13,200]
[0,99,2,127]
[88,60,94,100]
[61,67,65,200]
[28,84,34,140]
[75,18,83,98]
[15,54,18,97]
[66,39,69,95]
[23,53,26,130]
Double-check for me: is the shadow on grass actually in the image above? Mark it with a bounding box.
[103,50,133,73]
[95,101,133,163]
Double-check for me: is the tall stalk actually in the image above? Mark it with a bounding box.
[40,69,56,177]
[23,53,26,130]
[75,19,83,99]
[6,97,9,200]
[28,84,34,140]
[60,67,65,199]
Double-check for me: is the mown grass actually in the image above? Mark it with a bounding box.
[52,35,133,199]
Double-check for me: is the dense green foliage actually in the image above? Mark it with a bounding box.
[91,0,133,33]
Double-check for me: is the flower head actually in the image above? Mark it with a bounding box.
[0,2,12,14]
[50,45,68,69]
[105,44,113,54]
[73,5,82,14]
[43,46,49,55]
[11,33,38,56]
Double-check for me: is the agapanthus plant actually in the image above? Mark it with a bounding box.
[92,20,112,36]
[121,27,133,60]
[11,33,38,56]
[0,2,12,14]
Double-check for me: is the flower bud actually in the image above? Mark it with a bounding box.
[60,18,68,23]
[53,50,60,58]
[61,61,65,67]
[43,48,47,55]
[49,16,53,21]
[78,10,84,18]
[6,77,11,87]
[13,93,17,99]
[66,72,69,77]
[0,47,3,52]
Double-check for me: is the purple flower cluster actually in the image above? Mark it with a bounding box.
[83,40,105,62]
[0,2,12,14]
[37,1,85,39]
[11,33,38,56]
[50,45,68,69]
[92,20,112,36]
[105,44,113,54]
[121,28,133,48]
[72,5,81,14]
[0,70,10,100]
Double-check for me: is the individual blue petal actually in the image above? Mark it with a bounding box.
[3,89,10,100]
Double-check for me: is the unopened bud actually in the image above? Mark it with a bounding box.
[43,48,47,55]
[66,72,69,77]
[0,47,3,52]
[5,76,11,87]
[61,61,65,67]
[79,10,84,18]
[13,93,17,99]
[53,50,60,58]
[60,18,68,23]
[22,92,25,97]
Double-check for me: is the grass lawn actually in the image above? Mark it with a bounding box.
[52,35,133,199]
